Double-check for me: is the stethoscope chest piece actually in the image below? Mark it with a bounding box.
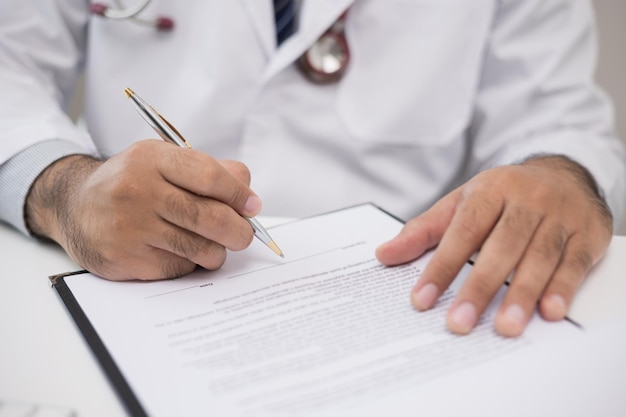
[297,13,350,84]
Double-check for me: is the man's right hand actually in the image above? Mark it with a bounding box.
[25,140,261,280]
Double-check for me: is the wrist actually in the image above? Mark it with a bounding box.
[25,154,103,243]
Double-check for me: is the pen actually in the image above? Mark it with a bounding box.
[124,87,284,259]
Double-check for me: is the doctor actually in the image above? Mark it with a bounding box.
[0,0,624,337]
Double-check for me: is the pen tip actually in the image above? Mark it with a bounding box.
[124,87,135,98]
[267,241,284,259]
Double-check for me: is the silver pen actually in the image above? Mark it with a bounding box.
[124,87,284,258]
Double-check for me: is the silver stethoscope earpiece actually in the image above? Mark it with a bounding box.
[90,0,174,31]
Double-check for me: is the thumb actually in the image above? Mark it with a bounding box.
[376,189,460,266]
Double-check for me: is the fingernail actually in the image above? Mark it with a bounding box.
[245,195,262,215]
[448,302,477,334]
[411,283,438,310]
[502,304,526,330]
[543,294,567,320]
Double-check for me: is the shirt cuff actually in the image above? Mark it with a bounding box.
[0,139,92,236]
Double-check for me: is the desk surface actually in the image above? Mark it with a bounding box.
[1,223,625,417]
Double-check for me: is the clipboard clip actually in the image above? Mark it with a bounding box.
[49,270,88,286]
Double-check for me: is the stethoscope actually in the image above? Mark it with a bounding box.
[90,0,174,30]
[90,0,350,83]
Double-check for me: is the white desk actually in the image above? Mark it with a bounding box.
[1,222,625,417]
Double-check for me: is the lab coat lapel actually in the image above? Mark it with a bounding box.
[263,0,355,82]
[240,0,275,58]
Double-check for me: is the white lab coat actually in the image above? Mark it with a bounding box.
[0,0,625,224]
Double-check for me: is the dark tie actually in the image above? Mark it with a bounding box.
[274,0,296,45]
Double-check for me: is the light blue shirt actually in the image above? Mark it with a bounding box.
[0,140,87,235]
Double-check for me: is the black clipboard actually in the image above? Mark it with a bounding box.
[49,203,582,417]
[49,203,396,417]
[51,270,149,417]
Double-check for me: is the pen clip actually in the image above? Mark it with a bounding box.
[152,108,192,149]
[125,87,192,149]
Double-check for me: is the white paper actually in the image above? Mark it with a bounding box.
[64,204,604,417]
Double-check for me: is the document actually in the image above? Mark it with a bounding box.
[54,204,588,417]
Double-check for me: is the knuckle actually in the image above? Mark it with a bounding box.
[124,139,161,163]
[500,207,526,232]
[223,160,252,185]
[196,159,221,183]
[452,194,506,246]
[160,258,196,279]
[211,212,254,251]
[562,249,594,274]
[200,203,229,235]
[471,166,516,195]
[165,145,197,175]
[163,226,227,271]
[125,139,150,156]
[454,217,484,243]
[195,204,253,251]
[163,229,201,260]
[526,182,555,205]
[201,244,228,270]
[166,192,200,228]
[487,167,514,188]
[529,226,567,264]
[230,222,255,251]
[228,184,250,208]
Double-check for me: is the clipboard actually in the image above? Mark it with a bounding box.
[51,270,148,417]
[49,204,584,417]
[49,204,399,416]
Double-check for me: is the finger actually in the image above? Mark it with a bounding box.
[447,205,542,335]
[218,159,252,185]
[154,143,261,217]
[148,221,229,271]
[493,221,568,337]
[157,185,255,251]
[538,236,598,322]
[411,188,502,313]
[88,217,225,281]
[152,248,199,279]
[376,189,459,266]
[98,246,197,281]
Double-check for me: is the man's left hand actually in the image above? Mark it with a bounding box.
[376,155,613,337]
